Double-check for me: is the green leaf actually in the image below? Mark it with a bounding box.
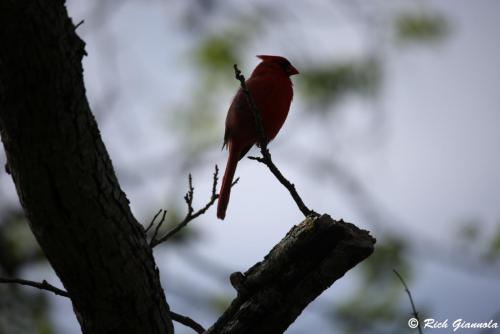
[394,11,449,44]
[457,220,480,241]
[299,58,381,109]
[196,35,239,72]
[484,225,500,262]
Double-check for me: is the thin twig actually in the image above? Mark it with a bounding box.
[150,209,167,246]
[74,19,85,30]
[170,310,206,334]
[185,173,195,216]
[230,177,240,187]
[0,277,69,297]
[0,277,205,333]
[150,166,237,247]
[393,269,423,334]
[233,64,318,218]
[145,208,162,233]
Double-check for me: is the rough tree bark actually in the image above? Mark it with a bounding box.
[0,1,375,334]
[0,1,174,334]
[207,215,374,334]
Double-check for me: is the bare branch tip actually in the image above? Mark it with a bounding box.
[393,269,423,334]
[150,209,167,246]
[231,177,240,187]
[211,165,220,198]
[0,277,69,298]
[145,208,162,233]
[74,19,85,30]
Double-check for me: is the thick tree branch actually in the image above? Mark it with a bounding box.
[233,64,318,218]
[206,214,375,334]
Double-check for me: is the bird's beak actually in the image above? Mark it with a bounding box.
[287,65,299,76]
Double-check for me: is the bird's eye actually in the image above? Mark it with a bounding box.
[280,59,291,70]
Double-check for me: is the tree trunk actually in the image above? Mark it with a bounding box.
[0,1,173,333]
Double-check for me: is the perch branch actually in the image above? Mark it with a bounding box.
[394,269,423,334]
[206,214,375,334]
[233,64,318,218]
[0,277,206,333]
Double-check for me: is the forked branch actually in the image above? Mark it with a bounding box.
[149,165,239,247]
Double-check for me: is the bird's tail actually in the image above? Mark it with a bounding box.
[217,145,239,220]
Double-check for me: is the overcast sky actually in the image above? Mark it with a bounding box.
[14,1,500,333]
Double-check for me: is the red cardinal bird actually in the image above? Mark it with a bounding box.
[217,55,299,220]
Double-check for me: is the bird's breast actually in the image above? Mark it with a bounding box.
[225,73,293,146]
[250,75,293,141]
